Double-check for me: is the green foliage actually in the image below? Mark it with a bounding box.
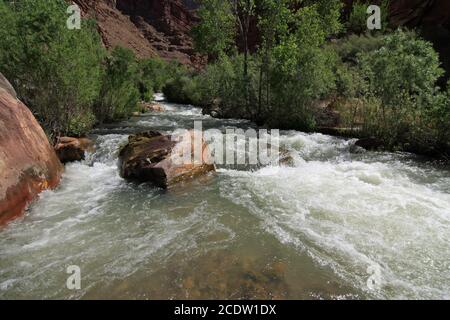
[307,0,344,36]
[0,0,104,138]
[335,63,368,98]
[163,76,196,105]
[95,47,140,123]
[138,57,178,94]
[0,0,175,136]
[192,0,235,59]
[196,54,258,117]
[328,33,384,65]
[67,112,96,137]
[186,0,343,130]
[333,30,448,156]
[347,1,369,34]
[262,2,340,130]
[161,62,200,105]
[359,30,444,108]
[347,0,389,34]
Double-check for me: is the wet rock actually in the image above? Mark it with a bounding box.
[202,98,221,118]
[118,130,215,189]
[354,137,383,151]
[279,149,296,167]
[0,73,63,224]
[0,73,16,99]
[313,98,341,128]
[54,137,95,164]
[140,101,165,112]
[173,252,289,300]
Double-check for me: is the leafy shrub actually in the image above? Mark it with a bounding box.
[0,0,104,138]
[95,47,141,123]
[355,30,448,155]
[163,76,197,105]
[195,54,254,116]
[328,33,384,65]
[67,112,96,137]
[138,57,182,100]
[359,30,444,108]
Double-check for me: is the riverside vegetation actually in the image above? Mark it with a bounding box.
[0,0,185,139]
[0,0,449,158]
[164,0,450,158]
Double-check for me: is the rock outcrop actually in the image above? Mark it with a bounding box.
[74,0,205,67]
[354,137,383,151]
[139,101,165,112]
[119,131,215,189]
[0,74,63,224]
[54,137,94,164]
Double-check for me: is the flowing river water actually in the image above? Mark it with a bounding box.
[1,96,449,299]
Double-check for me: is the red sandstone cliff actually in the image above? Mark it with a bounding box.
[74,0,205,67]
[0,74,63,225]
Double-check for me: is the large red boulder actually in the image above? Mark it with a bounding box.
[119,131,215,189]
[0,74,63,225]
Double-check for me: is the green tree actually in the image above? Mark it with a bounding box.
[358,30,446,153]
[360,30,444,110]
[265,1,341,129]
[95,47,140,123]
[256,0,291,122]
[194,0,256,111]
[192,0,235,59]
[0,0,104,138]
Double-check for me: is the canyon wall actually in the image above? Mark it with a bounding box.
[74,0,205,67]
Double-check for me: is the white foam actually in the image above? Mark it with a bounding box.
[219,132,450,299]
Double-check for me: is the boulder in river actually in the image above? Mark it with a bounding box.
[354,137,383,151]
[54,137,95,163]
[0,73,63,224]
[119,131,215,189]
[140,101,165,112]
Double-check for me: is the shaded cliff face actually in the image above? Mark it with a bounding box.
[0,74,63,225]
[74,0,205,67]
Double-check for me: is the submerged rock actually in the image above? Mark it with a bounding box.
[354,137,383,151]
[140,101,165,112]
[0,73,63,224]
[54,137,95,164]
[118,131,215,189]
